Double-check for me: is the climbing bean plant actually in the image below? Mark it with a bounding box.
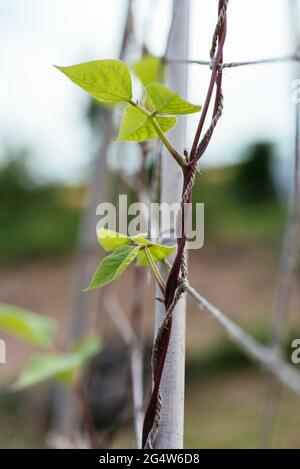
[55,58,201,291]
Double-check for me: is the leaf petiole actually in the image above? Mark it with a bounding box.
[150,117,187,168]
[128,100,187,168]
[144,247,166,295]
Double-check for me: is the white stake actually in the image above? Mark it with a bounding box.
[154,0,189,449]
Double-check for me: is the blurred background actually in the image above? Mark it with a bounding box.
[0,0,300,448]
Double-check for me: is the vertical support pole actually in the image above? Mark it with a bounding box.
[154,0,189,449]
[260,0,300,448]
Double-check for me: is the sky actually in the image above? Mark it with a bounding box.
[0,0,299,183]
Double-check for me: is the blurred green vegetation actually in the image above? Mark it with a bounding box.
[0,141,286,262]
[193,142,286,247]
[0,148,81,262]
[234,142,276,203]
[0,391,45,448]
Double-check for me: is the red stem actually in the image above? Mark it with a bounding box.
[190,0,227,162]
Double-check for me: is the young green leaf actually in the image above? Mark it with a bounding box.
[117,105,177,142]
[97,228,131,252]
[85,245,140,291]
[146,83,201,115]
[133,55,165,86]
[0,305,56,348]
[13,336,101,390]
[97,229,152,251]
[131,234,151,246]
[55,60,132,103]
[137,243,176,266]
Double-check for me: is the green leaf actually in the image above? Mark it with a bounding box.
[131,234,151,246]
[0,305,56,348]
[55,60,132,103]
[146,83,201,115]
[71,335,101,359]
[117,105,177,142]
[13,336,101,390]
[85,245,140,291]
[56,335,102,384]
[97,229,152,251]
[137,243,176,266]
[97,228,131,251]
[133,55,165,86]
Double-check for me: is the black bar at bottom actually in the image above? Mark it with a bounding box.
[0,449,299,467]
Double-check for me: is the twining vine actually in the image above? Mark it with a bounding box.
[142,0,228,448]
